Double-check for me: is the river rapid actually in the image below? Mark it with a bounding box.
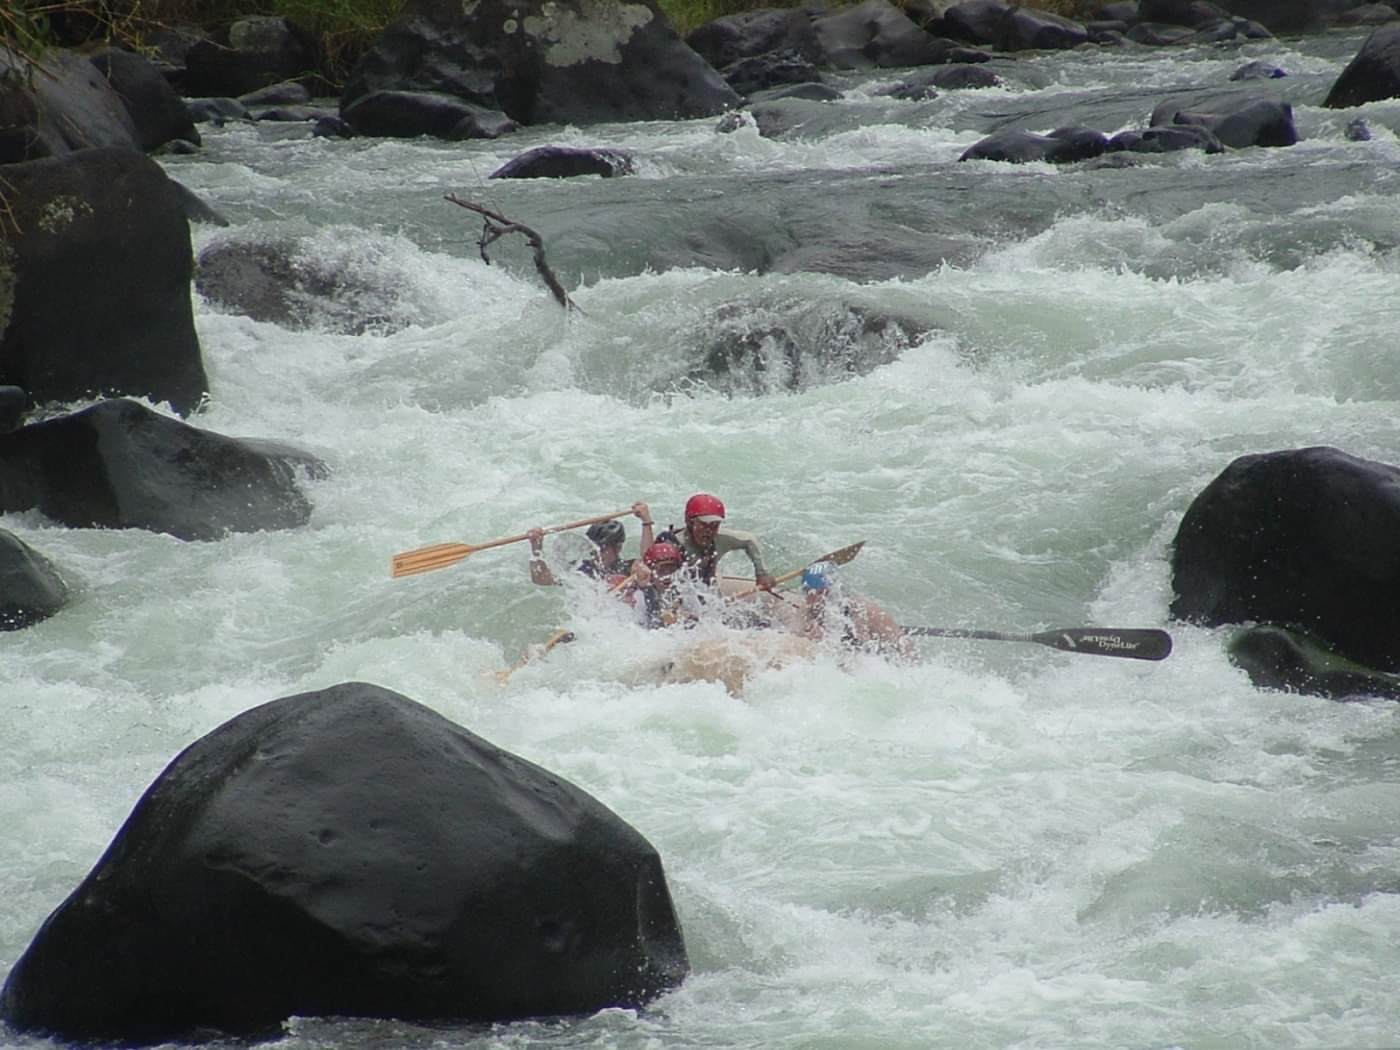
[5,24,1400,1050]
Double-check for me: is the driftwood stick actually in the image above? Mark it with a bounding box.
[445,193,576,311]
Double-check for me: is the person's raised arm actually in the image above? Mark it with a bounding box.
[526,527,559,586]
[633,501,655,552]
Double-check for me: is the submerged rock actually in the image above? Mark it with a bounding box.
[959,126,1108,164]
[491,144,635,179]
[0,528,69,630]
[678,297,933,396]
[1107,123,1224,153]
[1228,624,1400,702]
[1229,59,1286,80]
[195,232,421,335]
[1153,97,1297,149]
[0,682,689,1044]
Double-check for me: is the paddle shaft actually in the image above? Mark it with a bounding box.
[391,508,634,578]
[471,509,636,554]
[902,625,1173,661]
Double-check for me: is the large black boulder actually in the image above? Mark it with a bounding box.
[88,47,201,152]
[941,0,1013,45]
[0,528,69,629]
[1139,0,1229,26]
[340,89,518,140]
[0,148,209,415]
[1325,24,1400,108]
[0,682,689,1044]
[0,399,326,540]
[183,16,319,99]
[999,6,1089,49]
[1214,0,1354,34]
[0,45,142,162]
[342,0,739,131]
[1170,446,1400,673]
[685,6,825,69]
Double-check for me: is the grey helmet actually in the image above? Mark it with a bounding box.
[586,519,626,549]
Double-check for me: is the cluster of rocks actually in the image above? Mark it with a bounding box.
[0,41,330,630]
[0,12,700,1040]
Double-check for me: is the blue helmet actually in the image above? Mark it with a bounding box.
[801,561,835,591]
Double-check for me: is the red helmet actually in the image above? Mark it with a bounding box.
[643,541,685,569]
[684,493,725,523]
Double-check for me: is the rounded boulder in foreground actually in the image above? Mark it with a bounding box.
[0,682,689,1044]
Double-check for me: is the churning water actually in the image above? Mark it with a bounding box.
[5,26,1400,1050]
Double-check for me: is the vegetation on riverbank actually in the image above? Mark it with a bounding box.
[2,0,1085,81]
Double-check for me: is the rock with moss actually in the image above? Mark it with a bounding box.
[0,147,208,414]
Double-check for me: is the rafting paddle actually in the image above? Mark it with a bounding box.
[729,541,865,600]
[901,626,1173,661]
[391,510,633,578]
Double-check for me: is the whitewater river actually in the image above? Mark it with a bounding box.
[6,23,1400,1050]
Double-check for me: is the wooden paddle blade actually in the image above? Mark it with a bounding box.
[823,540,865,566]
[763,540,867,591]
[390,542,475,578]
[1029,628,1173,661]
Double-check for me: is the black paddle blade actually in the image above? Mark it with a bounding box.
[1028,628,1173,661]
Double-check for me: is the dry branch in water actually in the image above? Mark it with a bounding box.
[445,194,577,311]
